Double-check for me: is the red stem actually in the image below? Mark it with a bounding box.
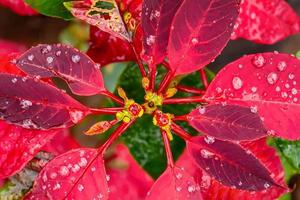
[149,64,157,91]
[176,85,205,95]
[102,90,124,105]
[65,121,133,199]
[162,60,171,69]
[163,96,207,104]
[89,107,123,115]
[173,115,188,121]
[157,71,175,94]
[130,42,147,78]
[200,69,209,89]
[171,123,192,141]
[161,130,174,168]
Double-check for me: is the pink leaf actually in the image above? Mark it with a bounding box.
[232,0,300,44]
[146,166,202,200]
[16,44,106,96]
[205,53,300,140]
[107,144,154,199]
[0,39,27,55]
[167,0,239,75]
[26,148,109,200]
[188,104,268,141]
[0,73,88,129]
[187,136,282,191]
[0,120,58,179]
[141,0,182,65]
[177,139,287,199]
[0,0,37,16]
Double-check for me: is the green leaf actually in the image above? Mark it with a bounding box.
[118,64,215,178]
[25,0,73,20]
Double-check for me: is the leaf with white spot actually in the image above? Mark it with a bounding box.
[0,73,88,129]
[205,53,300,140]
[146,166,202,200]
[167,0,239,75]
[232,0,300,44]
[16,44,106,96]
[188,104,268,141]
[64,0,131,42]
[26,148,109,200]
[187,136,283,191]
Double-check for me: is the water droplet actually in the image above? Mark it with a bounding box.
[91,167,96,172]
[285,83,290,89]
[187,185,196,193]
[191,38,199,44]
[146,35,155,46]
[47,56,54,64]
[198,106,206,114]
[53,183,61,190]
[264,182,270,189]
[275,86,281,92]
[79,157,87,167]
[20,100,32,109]
[232,77,243,90]
[71,164,80,173]
[176,173,182,179]
[250,106,258,113]
[215,87,222,94]
[59,166,69,177]
[72,55,81,63]
[204,136,215,144]
[251,87,257,93]
[69,110,84,123]
[288,73,295,80]
[28,54,34,61]
[11,78,18,84]
[281,92,288,99]
[176,186,182,192]
[292,88,298,95]
[238,181,243,186]
[252,54,266,68]
[77,184,84,192]
[238,64,243,69]
[267,72,278,85]
[106,175,110,181]
[277,61,287,71]
[56,51,62,56]
[201,149,214,158]
[50,172,57,179]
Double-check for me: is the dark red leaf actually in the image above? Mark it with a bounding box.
[205,53,300,140]
[146,166,202,200]
[0,0,37,16]
[25,148,109,200]
[188,104,268,141]
[167,0,239,75]
[107,144,154,199]
[177,139,287,199]
[16,44,106,96]
[187,136,282,191]
[0,73,88,129]
[141,0,182,65]
[0,120,58,179]
[232,0,300,44]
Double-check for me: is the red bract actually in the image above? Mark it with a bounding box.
[232,0,300,44]
[0,0,37,15]
[0,120,58,179]
[0,40,26,55]
[204,53,300,140]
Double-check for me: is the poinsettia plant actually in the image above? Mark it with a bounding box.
[0,0,300,199]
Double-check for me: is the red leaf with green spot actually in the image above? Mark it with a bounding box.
[141,0,182,65]
[0,73,88,129]
[167,0,239,75]
[187,136,283,191]
[205,53,300,140]
[178,139,287,199]
[0,120,58,179]
[188,104,268,141]
[16,44,106,96]
[146,166,202,200]
[25,148,109,200]
[0,0,37,16]
[232,0,300,44]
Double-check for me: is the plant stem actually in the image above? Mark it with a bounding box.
[149,64,157,91]
[130,42,147,78]
[200,69,209,89]
[176,85,205,95]
[89,107,123,115]
[163,96,206,104]
[162,60,171,69]
[173,115,188,121]
[161,130,174,168]
[98,121,134,154]
[157,71,175,94]
[171,123,192,141]
[102,90,124,105]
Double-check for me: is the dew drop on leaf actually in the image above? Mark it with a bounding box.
[267,72,278,85]
[277,61,287,71]
[77,184,84,192]
[72,55,81,63]
[204,136,215,144]
[232,77,243,90]
[252,54,266,68]
[47,56,54,64]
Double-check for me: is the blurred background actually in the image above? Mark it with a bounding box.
[0,0,300,199]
